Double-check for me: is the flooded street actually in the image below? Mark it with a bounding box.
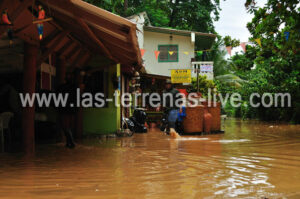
[0,118,300,199]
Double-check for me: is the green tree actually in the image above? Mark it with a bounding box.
[240,0,300,122]
[188,75,216,97]
[208,36,232,76]
[223,36,240,47]
[230,45,257,73]
[85,0,221,33]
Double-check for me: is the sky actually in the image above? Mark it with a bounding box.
[214,0,268,55]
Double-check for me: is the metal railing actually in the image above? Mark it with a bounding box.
[191,61,214,81]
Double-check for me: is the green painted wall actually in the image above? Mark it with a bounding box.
[83,64,121,135]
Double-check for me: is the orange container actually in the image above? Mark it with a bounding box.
[183,105,204,133]
[202,101,221,132]
[203,108,212,133]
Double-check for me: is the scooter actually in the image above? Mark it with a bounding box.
[129,108,147,133]
[118,108,147,137]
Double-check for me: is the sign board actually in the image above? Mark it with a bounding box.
[171,69,191,83]
[200,64,213,72]
[192,62,214,73]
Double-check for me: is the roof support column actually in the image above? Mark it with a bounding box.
[57,58,67,85]
[56,57,67,143]
[22,43,38,156]
[75,71,84,140]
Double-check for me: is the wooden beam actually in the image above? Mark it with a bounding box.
[90,26,134,52]
[55,18,135,62]
[64,44,79,61]
[70,0,133,26]
[80,53,91,67]
[41,29,61,48]
[48,17,89,49]
[45,0,130,37]
[32,17,53,24]
[57,40,73,55]
[54,17,134,65]
[53,18,100,52]
[13,22,32,34]
[102,40,137,59]
[22,42,38,155]
[51,9,131,49]
[59,42,77,59]
[74,52,90,68]
[75,18,114,61]
[14,31,39,46]
[110,49,136,62]
[67,48,81,65]
[11,0,33,21]
[129,26,142,69]
[37,30,70,66]
[57,57,67,85]
[70,49,86,68]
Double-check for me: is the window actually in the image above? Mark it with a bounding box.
[84,71,107,95]
[158,45,178,62]
[84,71,108,107]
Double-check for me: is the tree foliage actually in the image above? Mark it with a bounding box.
[223,36,240,47]
[84,0,221,33]
[188,75,216,96]
[222,0,300,123]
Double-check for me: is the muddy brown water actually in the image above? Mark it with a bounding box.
[0,118,300,199]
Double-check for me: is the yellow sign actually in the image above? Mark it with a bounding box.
[171,69,191,83]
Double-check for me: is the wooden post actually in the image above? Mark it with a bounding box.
[22,43,38,155]
[56,58,67,143]
[57,58,67,85]
[75,70,83,140]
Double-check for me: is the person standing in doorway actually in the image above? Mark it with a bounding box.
[56,74,76,148]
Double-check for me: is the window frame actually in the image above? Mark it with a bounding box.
[158,44,179,63]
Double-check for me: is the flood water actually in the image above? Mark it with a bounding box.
[0,118,300,199]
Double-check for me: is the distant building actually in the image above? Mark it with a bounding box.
[128,12,216,81]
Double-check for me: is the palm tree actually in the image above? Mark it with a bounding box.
[215,74,247,88]
[207,37,232,76]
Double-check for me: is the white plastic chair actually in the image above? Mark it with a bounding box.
[0,112,14,152]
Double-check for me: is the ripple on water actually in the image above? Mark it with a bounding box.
[0,118,299,199]
[211,139,250,143]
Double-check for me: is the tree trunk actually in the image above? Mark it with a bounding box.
[124,0,128,12]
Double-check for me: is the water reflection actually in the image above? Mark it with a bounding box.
[0,118,299,198]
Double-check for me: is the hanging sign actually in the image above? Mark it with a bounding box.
[200,64,213,72]
[171,69,191,84]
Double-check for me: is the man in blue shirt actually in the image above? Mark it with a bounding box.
[175,100,186,135]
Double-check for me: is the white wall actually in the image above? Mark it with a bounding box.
[143,31,194,77]
[128,13,145,49]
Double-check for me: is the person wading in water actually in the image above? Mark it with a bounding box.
[162,79,180,134]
